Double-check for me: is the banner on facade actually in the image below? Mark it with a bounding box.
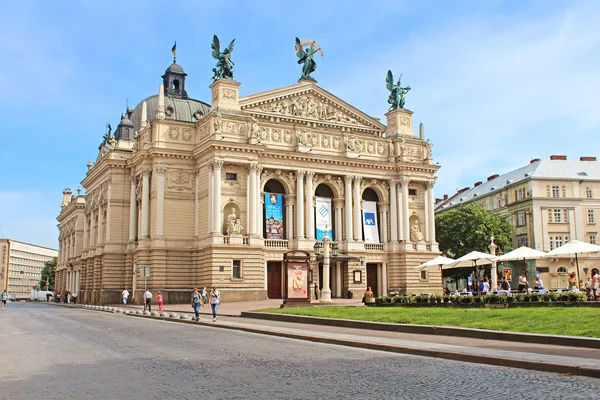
[315,197,332,241]
[362,201,380,243]
[264,193,284,239]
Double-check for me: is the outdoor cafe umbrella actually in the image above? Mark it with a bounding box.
[545,240,600,287]
[415,255,456,270]
[443,251,497,270]
[495,246,547,262]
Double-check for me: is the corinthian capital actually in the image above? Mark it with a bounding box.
[141,168,152,177]
[155,166,167,175]
[212,159,224,170]
[344,175,354,185]
[296,169,306,178]
[248,163,259,173]
[389,179,399,187]
[305,171,315,179]
[399,177,410,186]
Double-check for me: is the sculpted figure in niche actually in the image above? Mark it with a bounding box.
[389,141,395,156]
[226,207,244,235]
[410,220,424,242]
[424,140,433,161]
[399,137,407,157]
[249,117,259,139]
[213,111,222,133]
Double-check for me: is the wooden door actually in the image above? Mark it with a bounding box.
[366,263,378,297]
[267,262,282,299]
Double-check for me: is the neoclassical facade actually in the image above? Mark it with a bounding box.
[56,58,441,304]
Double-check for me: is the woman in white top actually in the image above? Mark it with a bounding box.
[210,286,221,322]
[482,279,490,294]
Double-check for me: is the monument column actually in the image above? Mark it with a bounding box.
[344,176,353,241]
[400,177,410,241]
[212,160,223,234]
[305,171,315,240]
[353,176,362,241]
[129,177,137,242]
[321,234,332,302]
[389,180,398,242]
[155,167,166,238]
[140,169,151,238]
[295,170,305,239]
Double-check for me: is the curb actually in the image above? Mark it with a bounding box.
[240,312,600,350]
[43,303,600,378]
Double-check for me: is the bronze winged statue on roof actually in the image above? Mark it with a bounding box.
[386,70,411,110]
[211,35,235,81]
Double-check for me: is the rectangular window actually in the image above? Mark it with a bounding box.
[552,185,560,198]
[517,211,526,226]
[408,189,417,196]
[588,210,596,224]
[590,234,597,245]
[489,198,494,210]
[225,173,237,181]
[549,236,555,250]
[561,186,566,198]
[420,270,428,281]
[232,259,242,279]
[586,187,593,199]
[553,209,562,223]
[563,209,569,223]
[517,235,528,247]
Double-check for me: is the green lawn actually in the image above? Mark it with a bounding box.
[258,306,600,338]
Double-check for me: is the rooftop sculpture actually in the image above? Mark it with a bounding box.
[211,35,236,81]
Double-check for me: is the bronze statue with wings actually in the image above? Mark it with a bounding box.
[211,35,235,81]
[295,37,322,82]
[386,70,411,110]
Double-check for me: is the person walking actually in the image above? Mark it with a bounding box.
[143,289,152,312]
[201,287,208,307]
[592,268,600,301]
[1,290,8,310]
[121,288,130,305]
[157,291,164,312]
[518,271,529,293]
[210,286,220,322]
[191,288,202,321]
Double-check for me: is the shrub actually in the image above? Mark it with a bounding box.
[514,293,525,303]
[485,294,500,304]
[505,295,515,303]
[473,295,483,303]
[461,295,473,304]
[529,292,539,302]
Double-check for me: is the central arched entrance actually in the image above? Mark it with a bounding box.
[264,178,287,299]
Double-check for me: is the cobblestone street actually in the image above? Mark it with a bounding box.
[2,302,599,399]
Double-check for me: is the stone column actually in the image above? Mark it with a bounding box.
[83,215,88,249]
[353,176,362,241]
[389,179,398,242]
[194,168,200,238]
[426,181,436,243]
[489,237,498,291]
[129,177,138,242]
[335,262,342,298]
[377,264,382,296]
[248,163,258,236]
[333,199,343,242]
[284,195,294,240]
[321,234,332,302]
[401,177,410,241]
[378,203,388,243]
[256,167,264,237]
[305,171,315,240]
[90,209,95,247]
[382,262,388,296]
[396,183,403,241]
[140,169,151,238]
[212,160,223,234]
[96,203,103,245]
[423,183,431,243]
[344,176,353,241]
[207,163,213,235]
[295,170,305,239]
[155,167,166,237]
[105,179,112,242]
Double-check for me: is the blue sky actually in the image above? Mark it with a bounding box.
[1,0,599,249]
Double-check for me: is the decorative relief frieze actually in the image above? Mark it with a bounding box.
[167,170,193,192]
[182,128,192,142]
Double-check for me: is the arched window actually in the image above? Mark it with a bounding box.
[315,183,335,240]
[172,79,180,93]
[557,267,568,274]
[263,179,286,239]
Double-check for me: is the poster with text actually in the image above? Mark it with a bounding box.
[264,193,284,239]
[287,263,308,299]
[316,197,332,241]
[362,201,380,243]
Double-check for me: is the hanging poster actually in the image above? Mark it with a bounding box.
[264,193,284,239]
[287,262,308,299]
[316,197,332,241]
[362,201,380,243]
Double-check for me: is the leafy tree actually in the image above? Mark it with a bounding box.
[436,203,514,258]
[40,257,57,290]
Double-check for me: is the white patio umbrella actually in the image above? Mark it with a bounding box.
[443,251,497,270]
[415,255,456,270]
[495,246,547,262]
[545,240,600,285]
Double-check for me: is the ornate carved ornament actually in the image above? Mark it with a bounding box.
[166,169,193,192]
[166,126,193,142]
[259,169,295,194]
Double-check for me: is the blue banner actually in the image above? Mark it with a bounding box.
[265,193,284,239]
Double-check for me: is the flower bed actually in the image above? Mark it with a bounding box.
[371,292,592,307]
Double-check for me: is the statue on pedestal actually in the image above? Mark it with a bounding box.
[226,207,244,235]
[386,70,411,110]
[410,220,424,242]
[211,35,235,81]
[295,38,323,82]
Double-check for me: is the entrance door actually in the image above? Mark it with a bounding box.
[267,262,282,299]
[366,263,378,297]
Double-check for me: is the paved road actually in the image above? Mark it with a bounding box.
[1,303,598,400]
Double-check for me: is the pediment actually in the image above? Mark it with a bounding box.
[240,81,386,134]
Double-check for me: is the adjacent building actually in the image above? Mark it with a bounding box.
[0,239,58,299]
[436,156,600,289]
[56,50,442,305]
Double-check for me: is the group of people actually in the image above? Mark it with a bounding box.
[56,291,77,304]
[119,286,221,321]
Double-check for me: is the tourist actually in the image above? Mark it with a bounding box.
[72,291,77,304]
[500,276,511,294]
[201,287,208,307]
[210,286,220,322]
[481,278,490,294]
[568,272,578,290]
[592,269,600,300]
[46,292,52,302]
[191,288,202,321]
[518,272,529,293]
[157,291,164,312]
[314,283,319,300]
[362,286,374,304]
[143,289,153,312]
[1,290,7,310]
[534,277,544,292]
[121,288,130,305]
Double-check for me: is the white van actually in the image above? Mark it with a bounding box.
[30,290,53,301]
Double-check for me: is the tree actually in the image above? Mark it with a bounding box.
[436,203,514,258]
[40,257,57,290]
